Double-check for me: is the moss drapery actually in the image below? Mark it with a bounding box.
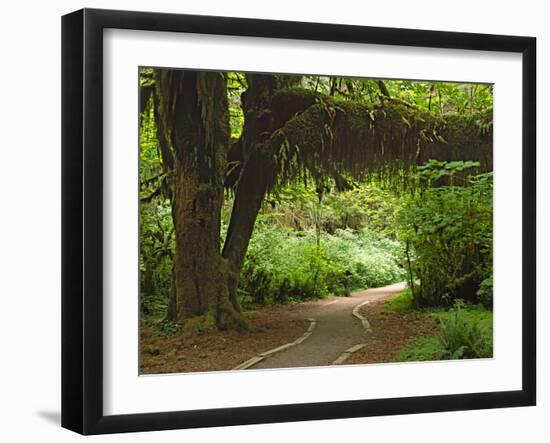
[263,92,492,191]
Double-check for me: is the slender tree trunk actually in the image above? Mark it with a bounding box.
[222,147,275,310]
[222,74,300,310]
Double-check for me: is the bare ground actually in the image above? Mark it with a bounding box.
[345,296,439,365]
[140,303,309,374]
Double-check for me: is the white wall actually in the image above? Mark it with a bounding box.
[0,0,546,441]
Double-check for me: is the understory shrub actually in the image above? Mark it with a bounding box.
[476,275,493,309]
[239,225,406,305]
[398,161,493,308]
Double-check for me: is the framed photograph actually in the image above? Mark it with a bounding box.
[62,8,536,435]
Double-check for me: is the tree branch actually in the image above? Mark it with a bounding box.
[264,98,492,186]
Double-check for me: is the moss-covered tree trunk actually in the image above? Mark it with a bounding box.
[222,74,304,310]
[171,158,225,320]
[155,70,244,329]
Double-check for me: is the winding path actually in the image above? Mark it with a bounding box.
[249,281,406,369]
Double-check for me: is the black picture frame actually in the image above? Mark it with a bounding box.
[61,8,536,435]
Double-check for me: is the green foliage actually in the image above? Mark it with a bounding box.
[263,181,401,236]
[231,179,407,305]
[397,161,493,307]
[226,72,247,139]
[158,319,181,336]
[140,199,174,311]
[300,76,492,116]
[391,295,493,362]
[413,159,481,185]
[323,229,406,290]
[139,100,162,183]
[141,294,170,319]
[395,336,443,362]
[239,225,406,305]
[383,287,414,313]
[477,275,493,309]
[437,300,493,359]
[139,98,174,315]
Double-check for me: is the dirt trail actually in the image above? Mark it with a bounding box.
[251,282,407,369]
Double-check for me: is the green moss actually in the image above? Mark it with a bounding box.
[176,301,252,336]
[212,294,252,332]
[181,313,217,336]
[268,96,492,192]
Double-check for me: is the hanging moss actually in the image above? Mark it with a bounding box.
[155,70,230,186]
[264,96,492,191]
[427,110,493,171]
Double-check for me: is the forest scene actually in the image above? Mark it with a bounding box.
[139,68,493,374]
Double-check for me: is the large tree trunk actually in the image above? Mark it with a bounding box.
[155,70,245,329]
[171,157,225,319]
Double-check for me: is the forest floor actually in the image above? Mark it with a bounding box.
[140,282,439,374]
[140,303,308,374]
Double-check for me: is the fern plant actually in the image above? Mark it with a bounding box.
[437,300,492,359]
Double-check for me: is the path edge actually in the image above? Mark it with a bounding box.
[331,343,368,365]
[352,300,373,332]
[232,318,317,370]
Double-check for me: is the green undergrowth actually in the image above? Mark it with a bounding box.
[385,288,493,361]
[238,225,406,307]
